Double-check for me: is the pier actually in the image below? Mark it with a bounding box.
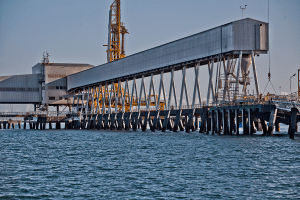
[1,18,299,139]
[1,99,299,139]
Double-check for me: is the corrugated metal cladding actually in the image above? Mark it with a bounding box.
[67,18,268,90]
[0,74,41,103]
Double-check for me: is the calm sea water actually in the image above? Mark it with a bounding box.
[1,129,300,199]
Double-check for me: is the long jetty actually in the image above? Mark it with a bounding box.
[1,99,299,139]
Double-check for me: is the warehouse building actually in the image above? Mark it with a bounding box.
[0,55,94,111]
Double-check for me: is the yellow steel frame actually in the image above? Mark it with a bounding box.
[106,0,128,62]
[88,85,165,113]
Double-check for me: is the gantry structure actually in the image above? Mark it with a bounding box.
[64,18,298,139]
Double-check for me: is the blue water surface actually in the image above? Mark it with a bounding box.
[1,129,300,199]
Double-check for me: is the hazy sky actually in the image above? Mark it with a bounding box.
[0,0,299,96]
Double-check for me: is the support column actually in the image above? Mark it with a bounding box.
[124,113,131,130]
[275,121,280,132]
[42,121,46,129]
[267,108,277,136]
[173,110,182,132]
[242,109,247,135]
[194,115,199,131]
[255,119,262,131]
[211,110,215,135]
[261,119,268,135]
[230,110,235,133]
[207,60,215,105]
[235,109,239,135]
[251,50,260,98]
[162,111,170,132]
[141,113,149,132]
[56,122,61,129]
[235,51,243,99]
[228,109,232,135]
[199,110,207,133]
[289,108,298,139]
[97,114,103,130]
[206,111,211,134]
[248,109,252,135]
[132,113,139,131]
[186,110,195,133]
[223,109,229,135]
[57,105,59,117]
[23,121,27,129]
[217,110,222,135]
[110,113,116,130]
[65,121,69,129]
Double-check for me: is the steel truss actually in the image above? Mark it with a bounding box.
[67,51,267,132]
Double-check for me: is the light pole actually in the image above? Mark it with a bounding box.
[240,5,247,19]
[290,73,296,99]
[279,86,281,95]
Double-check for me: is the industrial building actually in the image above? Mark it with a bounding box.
[0,54,94,111]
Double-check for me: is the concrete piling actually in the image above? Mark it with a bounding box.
[235,109,239,135]
[261,119,268,135]
[289,108,298,139]
[275,121,280,132]
[267,108,277,136]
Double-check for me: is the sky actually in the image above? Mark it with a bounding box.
[0,0,299,111]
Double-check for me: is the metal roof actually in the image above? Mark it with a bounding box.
[67,18,269,90]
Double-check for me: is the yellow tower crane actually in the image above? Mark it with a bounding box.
[104,0,129,62]
[89,0,165,113]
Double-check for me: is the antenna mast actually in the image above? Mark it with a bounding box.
[240,5,247,19]
[42,52,50,64]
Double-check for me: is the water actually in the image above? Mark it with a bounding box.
[1,129,300,199]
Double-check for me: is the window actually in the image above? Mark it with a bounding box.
[59,97,63,100]
[49,96,55,100]
[56,86,59,89]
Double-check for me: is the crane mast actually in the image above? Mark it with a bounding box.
[105,0,128,62]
